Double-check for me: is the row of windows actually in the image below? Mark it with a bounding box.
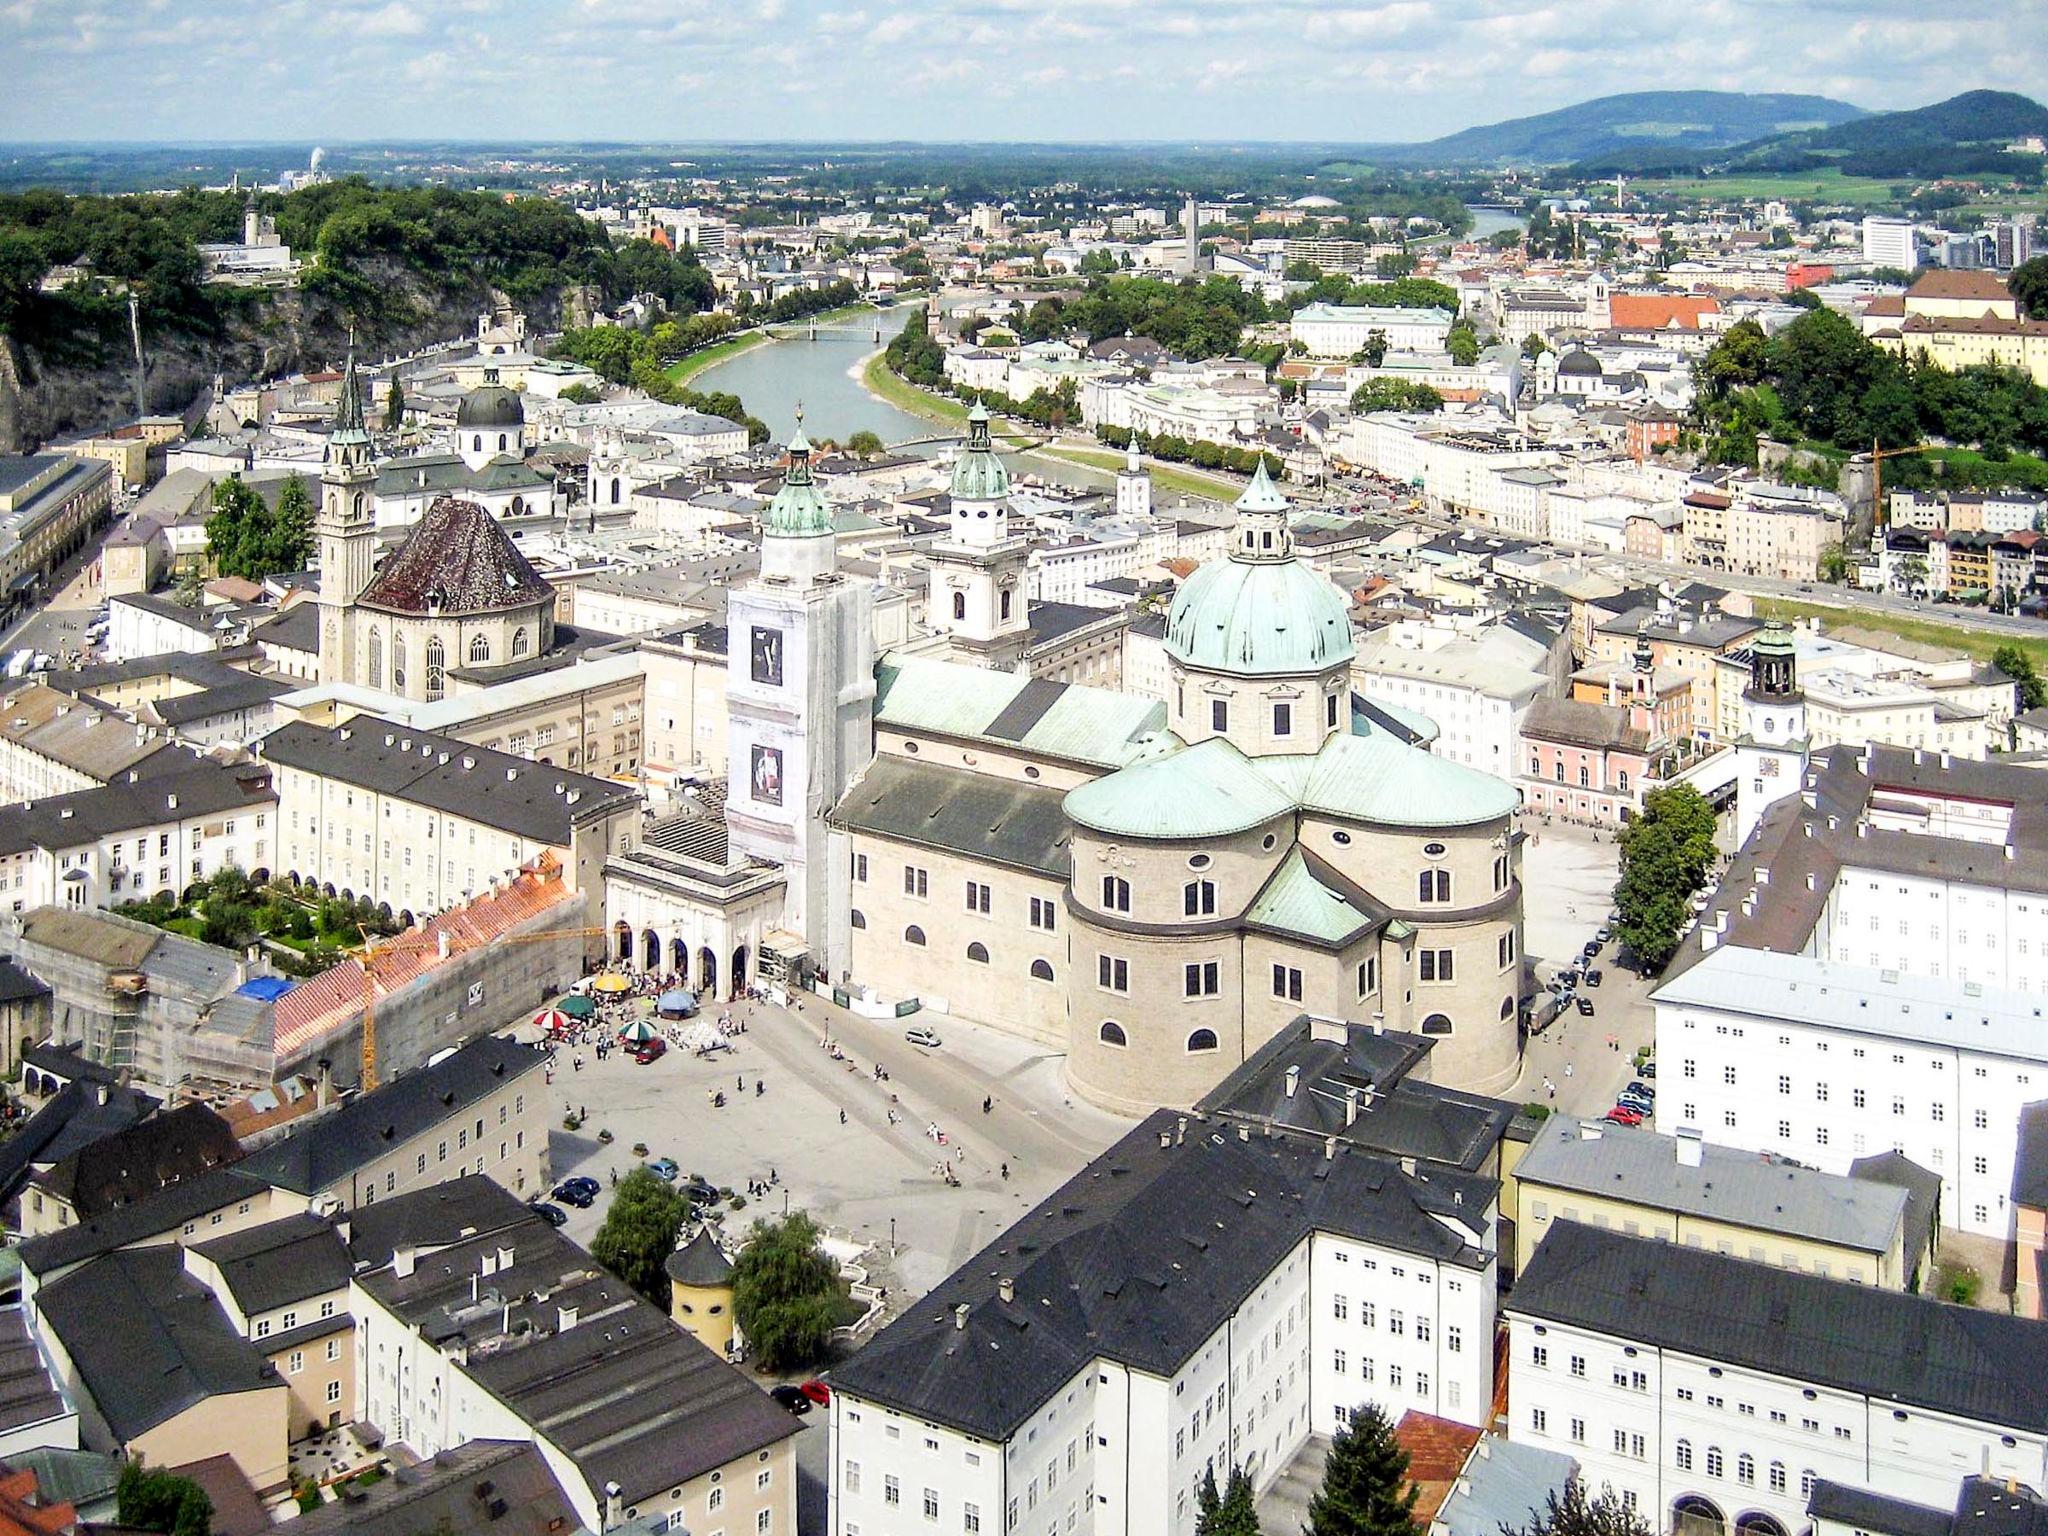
[1097,1022,1216,1053]
[1202,694,1342,736]
[363,625,531,693]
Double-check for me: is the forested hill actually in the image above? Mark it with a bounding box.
[0,179,716,450]
[1375,91,1866,167]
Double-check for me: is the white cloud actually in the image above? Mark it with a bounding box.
[357,1,424,36]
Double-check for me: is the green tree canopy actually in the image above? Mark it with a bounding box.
[2014,257,2048,322]
[117,1462,212,1536]
[204,472,313,581]
[1351,379,1444,415]
[732,1211,844,1372]
[590,1167,688,1309]
[1196,1466,1261,1536]
[1306,1403,1416,1536]
[1499,1480,1652,1536]
[1613,784,1719,973]
[1995,644,2048,711]
[1445,318,1480,367]
[383,376,404,431]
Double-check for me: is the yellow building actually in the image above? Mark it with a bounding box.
[666,1228,737,1356]
[1514,1115,1932,1289]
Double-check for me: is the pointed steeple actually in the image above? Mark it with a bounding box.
[763,407,832,539]
[331,342,369,448]
[1230,459,1293,563]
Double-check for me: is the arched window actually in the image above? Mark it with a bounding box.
[849,910,866,929]
[1186,1028,1218,1053]
[498,433,508,452]
[1000,589,1012,620]
[952,592,966,621]
[469,633,491,664]
[1030,958,1055,982]
[1099,1021,1127,1047]
[366,627,383,689]
[473,434,483,453]
[1767,1464,1786,1495]
[1421,1014,1454,1035]
[512,627,530,659]
[425,637,446,701]
[1736,1454,1754,1487]
[1183,880,1216,917]
[904,925,926,946]
[1675,1440,1692,1472]
[1102,876,1130,912]
[610,479,622,505]
[1578,763,1591,788]
[966,942,989,964]
[392,633,407,690]
[1500,996,1516,1020]
[510,496,525,517]
[1705,1447,1724,1479]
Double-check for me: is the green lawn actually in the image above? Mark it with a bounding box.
[1033,443,1237,502]
[861,353,968,426]
[665,332,770,388]
[1755,597,2048,675]
[1631,166,1901,206]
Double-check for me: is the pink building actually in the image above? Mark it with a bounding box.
[1519,696,1657,826]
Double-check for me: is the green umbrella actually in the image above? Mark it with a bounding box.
[617,1019,658,1043]
[559,994,596,1020]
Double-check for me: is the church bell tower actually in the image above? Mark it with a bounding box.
[317,349,377,686]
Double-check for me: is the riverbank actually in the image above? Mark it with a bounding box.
[665,332,770,388]
[1032,442,1238,503]
[1756,596,2048,674]
[859,350,967,427]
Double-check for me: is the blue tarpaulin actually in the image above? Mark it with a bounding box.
[657,989,698,1017]
[236,976,296,1001]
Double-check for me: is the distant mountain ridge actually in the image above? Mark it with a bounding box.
[1373,91,1868,167]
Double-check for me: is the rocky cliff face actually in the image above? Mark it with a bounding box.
[0,259,578,453]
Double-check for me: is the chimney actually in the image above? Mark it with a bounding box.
[316,1057,332,1110]
[1344,1086,1361,1127]
[438,931,451,959]
[1175,1115,1187,1146]
[167,794,178,811]
[953,1303,970,1330]
[1158,1129,1172,1149]
[998,1277,1015,1304]
[1284,1065,1300,1098]
[394,1244,417,1278]
[1323,1135,1336,1161]
[1309,1014,1347,1044]
[1676,1126,1704,1168]
[604,1483,623,1531]
[1399,1155,1417,1177]
[1579,1121,1602,1141]
[558,1304,579,1332]
[497,1245,513,1271]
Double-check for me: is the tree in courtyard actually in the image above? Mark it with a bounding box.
[1499,1480,1652,1536]
[1351,379,1444,415]
[1521,333,1549,360]
[204,472,313,581]
[1446,318,1480,367]
[1357,328,1389,368]
[173,562,205,608]
[1196,1466,1260,1536]
[591,1167,688,1308]
[270,472,314,573]
[117,1462,212,1536]
[1612,784,1719,974]
[845,430,885,459]
[384,376,405,431]
[731,1211,844,1372]
[1304,1403,1417,1536]
[1994,644,2048,711]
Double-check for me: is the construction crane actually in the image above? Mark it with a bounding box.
[355,922,623,1091]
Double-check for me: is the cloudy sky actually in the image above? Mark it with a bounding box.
[2,0,2043,144]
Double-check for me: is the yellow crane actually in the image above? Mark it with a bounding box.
[355,922,624,1091]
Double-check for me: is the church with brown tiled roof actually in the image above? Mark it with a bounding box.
[314,356,559,703]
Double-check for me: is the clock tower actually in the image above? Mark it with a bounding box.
[316,349,377,687]
[926,403,1030,669]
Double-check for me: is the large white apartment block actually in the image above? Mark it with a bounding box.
[1353,629,1552,776]
[1509,1223,2048,1536]
[828,1112,1497,1536]
[1335,415,1559,527]
[1290,304,1454,358]
[1655,744,2048,1238]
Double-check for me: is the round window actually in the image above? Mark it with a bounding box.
[1261,834,1277,850]
[1332,831,1351,846]
[1188,854,1211,870]
[1024,765,1041,779]
[1423,841,1447,856]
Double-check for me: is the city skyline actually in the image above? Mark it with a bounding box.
[3,0,2045,145]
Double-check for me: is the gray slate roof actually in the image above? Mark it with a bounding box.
[239,1034,546,1196]
[259,718,637,846]
[36,1245,278,1442]
[0,1307,71,1437]
[1514,1116,1908,1253]
[0,764,274,859]
[1510,1221,2048,1428]
[830,755,1072,879]
[831,1108,1493,1442]
[192,1212,351,1314]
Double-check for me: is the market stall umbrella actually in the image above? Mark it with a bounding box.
[657,989,698,1018]
[558,994,597,1020]
[592,973,633,995]
[533,1007,575,1033]
[617,1019,659,1043]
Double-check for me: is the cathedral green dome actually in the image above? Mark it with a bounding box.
[949,403,1010,503]
[1162,462,1354,677]
[764,420,833,538]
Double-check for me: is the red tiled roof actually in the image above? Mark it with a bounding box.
[272,854,574,1057]
[0,1468,75,1536]
[1609,294,1720,330]
[1907,269,2013,302]
[1393,1411,1483,1527]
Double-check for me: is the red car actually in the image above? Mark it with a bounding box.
[799,1380,831,1406]
[632,1038,667,1065]
[1604,1106,1645,1127]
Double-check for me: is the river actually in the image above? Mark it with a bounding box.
[692,306,1128,495]
[1465,205,1526,240]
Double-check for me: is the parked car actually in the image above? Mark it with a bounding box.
[1604,1106,1646,1127]
[682,1178,720,1206]
[646,1157,680,1182]
[770,1385,813,1415]
[1624,1079,1655,1101]
[1616,1090,1654,1114]
[1585,969,1603,987]
[1597,925,1615,943]
[1638,1060,1656,1079]
[551,1181,596,1208]
[1575,996,1596,1016]
[799,1380,832,1406]
[532,1202,569,1228]
[559,1175,600,1198]
[904,1025,942,1048]
[632,1037,667,1065]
